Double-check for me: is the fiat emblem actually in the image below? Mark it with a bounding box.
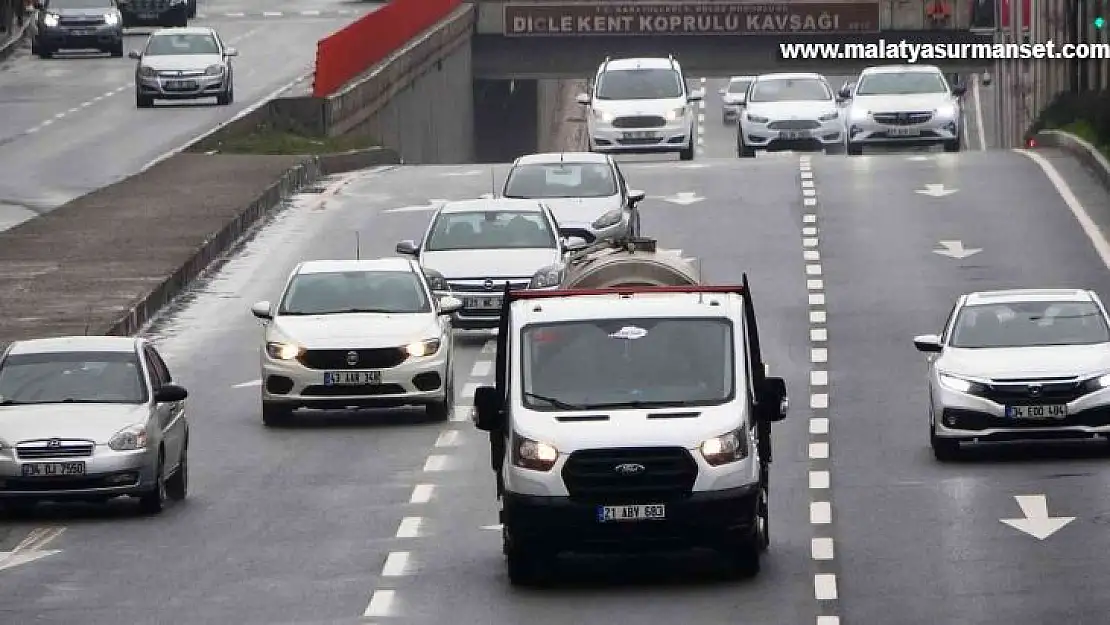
[346,351,359,366]
[613,463,645,476]
[483,279,495,290]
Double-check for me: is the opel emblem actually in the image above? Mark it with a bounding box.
[47,438,61,448]
[1028,384,1043,397]
[483,279,495,290]
[613,463,645,476]
[346,351,359,366]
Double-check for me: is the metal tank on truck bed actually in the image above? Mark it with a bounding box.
[528,236,701,289]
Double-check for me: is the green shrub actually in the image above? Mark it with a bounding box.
[1030,90,1110,148]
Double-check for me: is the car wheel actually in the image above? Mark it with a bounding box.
[679,134,695,161]
[943,139,961,152]
[847,142,864,156]
[216,88,231,106]
[37,47,53,59]
[426,364,453,421]
[629,209,642,238]
[165,441,188,501]
[137,451,166,514]
[930,423,962,461]
[737,136,756,158]
[136,93,154,108]
[505,531,548,586]
[755,481,770,551]
[262,401,294,427]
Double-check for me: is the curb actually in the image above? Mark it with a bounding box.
[1033,129,1110,192]
[104,157,322,337]
[318,146,400,175]
[0,14,34,62]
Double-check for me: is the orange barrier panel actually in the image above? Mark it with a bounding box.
[313,0,462,98]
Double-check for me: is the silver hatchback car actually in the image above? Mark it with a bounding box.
[130,26,237,108]
[914,289,1110,461]
[0,336,189,513]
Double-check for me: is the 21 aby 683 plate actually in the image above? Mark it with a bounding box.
[22,462,86,477]
[597,503,666,522]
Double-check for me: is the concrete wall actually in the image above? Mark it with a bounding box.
[537,79,588,153]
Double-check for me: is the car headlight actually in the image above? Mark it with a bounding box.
[108,425,148,451]
[665,106,686,121]
[424,269,449,292]
[265,341,303,360]
[205,64,224,76]
[405,338,440,357]
[699,428,749,466]
[512,433,559,471]
[43,13,59,26]
[593,109,615,124]
[819,111,839,121]
[591,208,623,230]
[529,264,564,289]
[934,104,958,119]
[138,66,157,78]
[938,373,987,395]
[746,113,769,124]
[103,12,119,25]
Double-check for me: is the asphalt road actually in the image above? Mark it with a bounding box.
[0,0,377,231]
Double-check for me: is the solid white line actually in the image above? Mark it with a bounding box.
[423,455,448,472]
[810,501,832,524]
[810,417,829,434]
[810,394,829,409]
[435,430,461,447]
[1018,150,1110,271]
[803,215,817,225]
[811,348,828,363]
[102,90,114,97]
[80,101,91,108]
[807,279,824,290]
[801,180,815,188]
[815,574,838,600]
[471,360,492,378]
[810,310,826,323]
[381,552,409,577]
[363,590,395,617]
[817,617,841,625]
[812,537,834,560]
[802,226,818,236]
[461,382,480,399]
[811,328,828,342]
[810,470,830,489]
[803,237,819,248]
[811,370,828,385]
[410,484,434,503]
[809,442,829,459]
[806,264,823,276]
[396,517,422,538]
[54,112,65,119]
[809,293,825,306]
[972,73,987,151]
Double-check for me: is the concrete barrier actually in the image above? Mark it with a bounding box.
[1033,129,1110,193]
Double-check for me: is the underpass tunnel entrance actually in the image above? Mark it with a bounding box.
[473,78,538,164]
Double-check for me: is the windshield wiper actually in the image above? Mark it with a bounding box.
[583,400,688,409]
[523,392,585,410]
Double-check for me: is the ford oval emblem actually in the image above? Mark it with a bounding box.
[613,463,645,476]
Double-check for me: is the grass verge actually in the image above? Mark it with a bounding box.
[211,128,380,155]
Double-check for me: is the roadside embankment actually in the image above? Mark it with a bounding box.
[0,154,321,349]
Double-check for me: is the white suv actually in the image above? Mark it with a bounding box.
[577,56,703,161]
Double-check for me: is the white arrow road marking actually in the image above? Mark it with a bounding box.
[1000,494,1075,540]
[480,524,503,531]
[232,379,262,389]
[932,240,982,259]
[384,199,451,214]
[0,527,64,572]
[915,183,959,197]
[661,192,705,205]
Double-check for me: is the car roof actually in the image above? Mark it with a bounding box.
[296,258,417,275]
[511,292,743,325]
[438,198,545,214]
[150,26,217,36]
[754,72,825,81]
[963,289,1096,305]
[8,336,140,355]
[860,64,943,75]
[603,57,676,71]
[513,152,609,166]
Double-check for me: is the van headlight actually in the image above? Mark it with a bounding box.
[512,433,559,471]
[43,13,59,26]
[529,264,564,289]
[591,208,623,230]
[819,111,839,121]
[746,113,769,124]
[265,341,303,360]
[593,109,615,123]
[699,428,748,466]
[405,338,440,357]
[938,373,986,394]
[934,104,958,119]
[665,106,686,121]
[109,425,148,451]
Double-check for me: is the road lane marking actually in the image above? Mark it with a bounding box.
[811,328,827,342]
[802,226,818,236]
[815,574,838,600]
[409,484,434,504]
[810,417,829,434]
[461,382,480,399]
[381,551,410,576]
[803,237,818,247]
[232,379,261,388]
[364,589,395,617]
[811,348,827,363]
[810,501,831,524]
[1018,149,1110,270]
[812,537,834,560]
[817,617,841,625]
[449,406,471,422]
[470,360,492,378]
[0,527,65,572]
[434,430,460,447]
[810,471,830,489]
[804,249,820,261]
[811,370,828,385]
[422,455,448,472]
[395,517,422,538]
[808,442,829,459]
[810,310,826,323]
[806,264,822,276]
[807,279,823,290]
[809,293,825,305]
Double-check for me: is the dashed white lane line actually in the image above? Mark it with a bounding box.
[810,417,829,434]
[810,310,826,324]
[409,484,434,504]
[807,279,823,290]
[470,360,492,378]
[817,617,841,625]
[434,430,461,447]
[812,537,835,560]
[461,382,480,399]
[810,470,830,489]
[810,393,829,409]
[806,264,823,276]
[810,501,832,524]
[381,552,410,577]
[395,517,423,538]
[422,455,448,472]
[449,406,471,422]
[808,442,829,459]
[811,328,827,342]
[363,590,395,618]
[815,574,838,600]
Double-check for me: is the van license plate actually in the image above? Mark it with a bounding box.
[597,503,666,522]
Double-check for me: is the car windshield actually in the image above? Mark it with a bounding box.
[521,318,735,410]
[949,301,1110,348]
[503,163,616,199]
[48,0,110,8]
[748,78,831,102]
[425,210,556,251]
[856,71,948,95]
[145,33,220,56]
[727,79,752,93]
[595,68,683,100]
[279,270,430,315]
[0,351,147,405]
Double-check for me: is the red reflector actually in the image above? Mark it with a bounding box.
[1027,137,1037,148]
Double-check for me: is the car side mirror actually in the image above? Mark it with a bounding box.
[627,189,646,205]
[837,86,852,99]
[473,386,503,432]
[913,334,943,353]
[575,92,590,105]
[438,295,463,315]
[251,300,272,320]
[980,72,992,86]
[128,50,141,60]
[155,384,188,403]
[395,240,418,256]
[224,47,238,57]
[687,89,704,102]
[951,84,967,97]
[563,236,588,252]
[758,376,788,422]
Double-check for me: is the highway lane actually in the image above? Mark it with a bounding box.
[0,3,374,231]
[0,155,822,622]
[813,148,1110,624]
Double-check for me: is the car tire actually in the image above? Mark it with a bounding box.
[943,138,961,153]
[629,209,642,238]
[737,136,756,158]
[216,84,233,106]
[930,423,962,461]
[505,532,547,586]
[30,37,38,54]
[165,441,188,501]
[109,42,123,57]
[37,47,53,59]
[426,365,453,421]
[262,401,294,427]
[847,142,864,156]
[137,451,167,514]
[136,93,154,108]
[679,141,695,161]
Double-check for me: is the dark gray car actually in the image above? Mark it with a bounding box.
[31,0,123,58]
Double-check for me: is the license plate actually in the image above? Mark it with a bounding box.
[1006,404,1067,419]
[779,130,812,140]
[21,462,86,477]
[622,131,660,140]
[165,80,197,90]
[887,127,921,137]
[597,503,666,522]
[139,11,157,18]
[324,371,382,386]
[70,29,93,35]
[465,296,501,310]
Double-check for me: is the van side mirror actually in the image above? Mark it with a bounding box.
[438,295,463,315]
[396,240,418,256]
[155,384,188,402]
[251,300,272,320]
[575,93,590,105]
[758,376,788,422]
[951,84,967,97]
[913,334,943,353]
[473,386,503,432]
[128,49,141,60]
[627,189,646,206]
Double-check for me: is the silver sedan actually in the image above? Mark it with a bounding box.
[914,289,1110,461]
[0,336,189,514]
